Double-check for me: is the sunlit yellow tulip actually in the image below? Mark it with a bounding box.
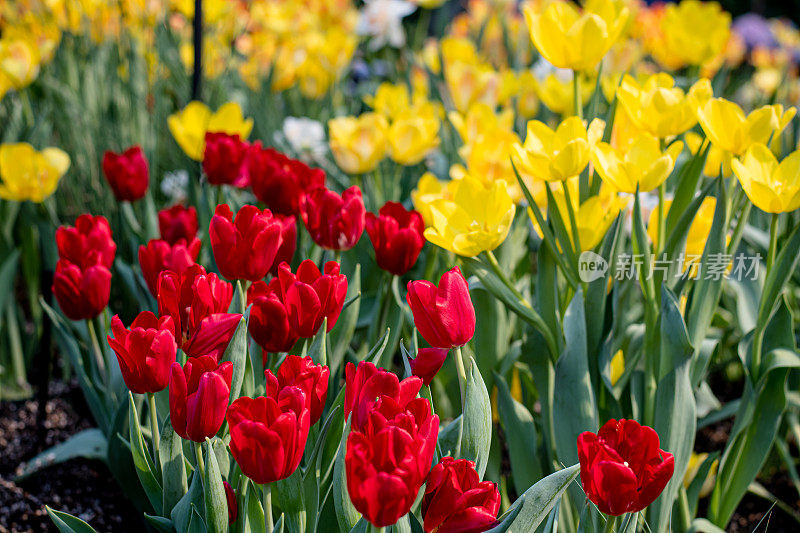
[610,349,624,386]
[732,144,800,214]
[366,82,411,119]
[690,79,796,156]
[168,101,253,161]
[328,113,389,174]
[592,134,683,193]
[534,71,595,116]
[388,108,441,166]
[0,36,40,90]
[449,103,514,147]
[455,129,522,200]
[423,175,515,257]
[657,0,730,69]
[411,172,459,226]
[512,116,604,182]
[523,0,629,72]
[0,143,70,202]
[516,70,540,119]
[616,73,697,138]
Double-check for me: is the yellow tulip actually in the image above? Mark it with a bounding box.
[690,79,796,156]
[444,59,501,113]
[411,172,459,226]
[0,143,70,202]
[512,116,604,182]
[423,175,515,257]
[534,71,595,116]
[610,349,624,386]
[616,73,697,138]
[0,36,40,90]
[365,82,411,119]
[328,113,389,174]
[449,103,514,148]
[457,129,522,200]
[516,70,540,119]
[523,0,629,72]
[683,452,718,498]
[592,133,683,193]
[685,131,732,178]
[168,101,253,161]
[657,0,730,69]
[388,108,441,166]
[732,144,800,214]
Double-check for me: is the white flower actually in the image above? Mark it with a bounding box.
[531,58,572,83]
[278,117,327,164]
[161,170,189,203]
[357,0,416,51]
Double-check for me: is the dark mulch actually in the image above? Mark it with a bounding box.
[0,382,141,533]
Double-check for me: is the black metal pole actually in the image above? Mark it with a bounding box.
[191,0,203,101]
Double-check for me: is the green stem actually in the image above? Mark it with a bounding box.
[572,70,583,119]
[262,483,274,532]
[560,180,583,263]
[147,393,160,461]
[753,213,780,377]
[454,346,467,410]
[767,213,779,272]
[367,524,385,533]
[602,514,618,533]
[194,441,205,486]
[86,319,108,384]
[656,183,666,255]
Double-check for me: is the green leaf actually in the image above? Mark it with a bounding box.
[172,462,205,531]
[687,518,727,533]
[276,467,306,533]
[187,505,207,533]
[486,464,580,533]
[204,438,228,533]
[366,329,391,366]
[757,221,800,327]
[143,514,175,533]
[128,392,163,514]
[458,357,492,478]
[472,287,510,392]
[333,419,361,532]
[307,318,327,366]
[438,415,462,458]
[46,506,99,533]
[160,415,188,515]
[223,315,249,403]
[329,263,360,373]
[17,428,106,481]
[494,372,541,494]
[666,142,710,237]
[241,479,265,533]
[0,249,20,313]
[107,396,150,511]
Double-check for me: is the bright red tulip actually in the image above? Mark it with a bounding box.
[227,387,311,484]
[209,204,283,282]
[203,132,250,187]
[421,457,500,533]
[223,481,238,524]
[407,266,475,349]
[300,185,365,251]
[169,355,233,442]
[102,145,149,202]
[107,312,176,394]
[271,214,297,275]
[52,259,111,321]
[344,361,423,432]
[267,354,329,425]
[409,348,449,386]
[275,260,348,338]
[158,204,199,245]
[181,312,243,362]
[55,214,116,270]
[246,280,298,355]
[247,143,325,215]
[138,238,201,296]
[365,202,425,276]
[577,419,675,516]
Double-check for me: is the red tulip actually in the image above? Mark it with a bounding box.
[223,481,238,524]
[209,204,283,282]
[421,457,500,533]
[52,259,111,321]
[365,202,425,276]
[300,185,365,251]
[577,419,675,516]
[181,312,243,362]
[227,387,311,484]
[107,312,176,394]
[158,204,199,245]
[55,214,116,270]
[169,355,233,442]
[407,266,475,349]
[267,354,329,425]
[344,360,423,432]
[203,132,250,187]
[270,214,297,275]
[247,143,325,215]
[102,145,149,202]
[246,280,298,356]
[138,238,201,297]
[275,260,348,338]
[409,348,449,386]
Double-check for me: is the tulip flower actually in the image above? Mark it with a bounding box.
[591,133,684,194]
[107,312,176,394]
[533,72,596,117]
[275,260,348,338]
[227,387,311,484]
[578,419,674,516]
[523,0,629,72]
[650,0,731,69]
[56,214,116,270]
[168,101,253,161]
[411,172,459,227]
[616,74,698,138]
[387,108,441,166]
[409,347,449,386]
[52,259,111,321]
[158,204,199,245]
[421,457,501,533]
[271,214,297,275]
[328,113,389,174]
[365,202,426,276]
[138,238,202,297]
[246,280,298,356]
[209,204,284,282]
[299,186,365,251]
[407,266,475,349]
[223,481,237,524]
[169,355,233,442]
[732,144,800,213]
[344,361,424,431]
[421,176,515,257]
[0,143,70,203]
[102,145,149,202]
[247,143,326,215]
[267,355,329,425]
[202,132,250,187]
[364,82,411,119]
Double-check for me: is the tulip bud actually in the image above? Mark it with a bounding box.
[209,204,284,282]
[107,312,176,394]
[299,186,365,251]
[52,259,111,321]
[407,266,475,349]
[223,481,238,524]
[55,214,116,270]
[246,280,298,355]
[365,202,425,276]
[138,238,201,297]
[247,143,326,216]
[202,132,250,187]
[169,355,233,442]
[158,204,199,245]
[344,360,423,432]
[102,145,149,202]
[267,355,329,425]
[409,348,448,386]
